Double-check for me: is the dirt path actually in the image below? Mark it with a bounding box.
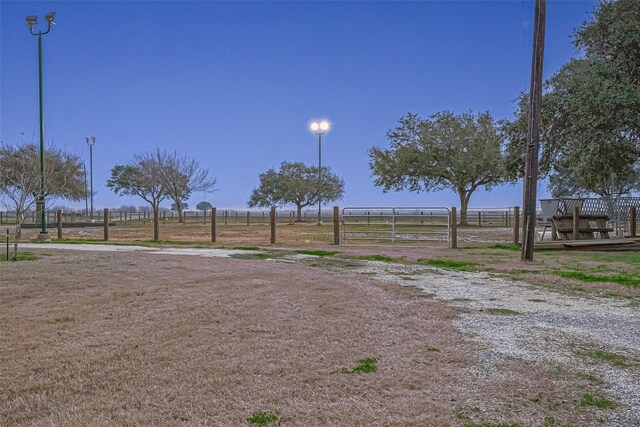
[2,244,633,426]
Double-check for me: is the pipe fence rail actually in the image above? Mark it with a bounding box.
[341,207,451,244]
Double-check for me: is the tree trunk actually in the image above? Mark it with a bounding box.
[458,191,470,226]
[177,205,184,224]
[296,204,303,222]
[11,213,24,261]
[153,206,160,241]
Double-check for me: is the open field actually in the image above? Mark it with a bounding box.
[12,220,519,247]
[2,243,639,426]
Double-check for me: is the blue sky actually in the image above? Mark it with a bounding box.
[1,1,597,210]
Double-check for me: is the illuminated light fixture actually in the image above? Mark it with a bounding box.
[45,11,56,25]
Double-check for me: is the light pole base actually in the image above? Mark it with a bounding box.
[37,232,51,242]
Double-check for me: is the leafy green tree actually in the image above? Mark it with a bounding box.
[196,201,213,212]
[0,142,84,259]
[171,202,189,211]
[369,111,509,225]
[503,0,640,197]
[248,161,344,221]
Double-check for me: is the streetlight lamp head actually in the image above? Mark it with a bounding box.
[25,15,38,26]
[310,122,320,132]
[320,121,330,132]
[45,11,56,25]
[91,136,96,143]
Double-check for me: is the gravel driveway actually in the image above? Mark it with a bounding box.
[359,262,640,427]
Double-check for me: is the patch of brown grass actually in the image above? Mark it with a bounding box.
[0,249,613,425]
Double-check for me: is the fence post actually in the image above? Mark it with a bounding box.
[211,207,217,242]
[478,211,482,227]
[572,206,580,240]
[246,211,250,226]
[56,209,63,240]
[224,211,228,226]
[270,206,276,244]
[630,207,637,238]
[153,207,159,241]
[103,208,109,241]
[513,206,520,245]
[333,206,340,245]
[450,207,458,249]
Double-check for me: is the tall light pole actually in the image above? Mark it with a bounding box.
[310,120,330,225]
[26,11,56,240]
[86,136,96,219]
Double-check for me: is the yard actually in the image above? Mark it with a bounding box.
[1,242,638,426]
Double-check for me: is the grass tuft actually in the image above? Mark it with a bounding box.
[528,299,546,303]
[485,308,520,316]
[1,251,38,262]
[233,246,260,251]
[557,271,640,289]
[580,394,616,409]
[247,411,279,425]
[417,258,478,270]
[487,243,520,251]
[342,357,377,374]
[356,254,401,263]
[295,249,339,257]
[587,350,627,367]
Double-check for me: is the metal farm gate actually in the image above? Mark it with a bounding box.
[341,207,451,244]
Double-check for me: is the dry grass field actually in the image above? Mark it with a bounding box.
[2,243,636,426]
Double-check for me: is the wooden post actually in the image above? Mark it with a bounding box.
[103,208,109,241]
[333,206,340,245]
[572,206,580,241]
[450,207,458,249]
[6,228,9,261]
[211,208,217,242]
[551,220,557,241]
[478,211,482,227]
[246,211,250,226]
[513,206,520,245]
[630,207,637,238]
[153,207,159,241]
[224,211,228,226]
[521,0,547,262]
[270,206,276,244]
[56,210,63,239]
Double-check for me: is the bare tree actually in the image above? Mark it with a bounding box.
[152,150,217,223]
[107,152,168,240]
[0,142,84,260]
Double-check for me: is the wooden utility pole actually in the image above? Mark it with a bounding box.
[521,0,546,262]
